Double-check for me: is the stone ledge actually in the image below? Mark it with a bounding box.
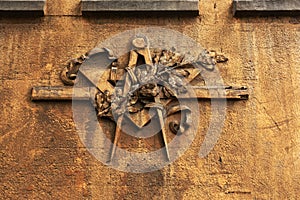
[233,0,300,17]
[82,0,199,15]
[0,0,45,15]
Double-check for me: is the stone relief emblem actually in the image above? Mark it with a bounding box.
[59,36,232,161]
[31,28,248,172]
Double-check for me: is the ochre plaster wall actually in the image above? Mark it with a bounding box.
[0,0,299,199]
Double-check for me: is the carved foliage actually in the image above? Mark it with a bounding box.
[59,41,226,135]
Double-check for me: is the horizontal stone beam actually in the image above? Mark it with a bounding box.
[31,87,92,101]
[0,0,45,15]
[233,0,300,17]
[81,0,199,15]
[31,86,249,101]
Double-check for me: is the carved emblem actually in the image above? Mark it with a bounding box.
[31,32,248,168]
[54,36,245,161]
[61,37,198,160]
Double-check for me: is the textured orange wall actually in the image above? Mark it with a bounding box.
[0,0,299,199]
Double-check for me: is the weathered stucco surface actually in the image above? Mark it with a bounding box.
[0,0,300,199]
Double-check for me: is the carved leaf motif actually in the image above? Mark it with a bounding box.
[62,42,217,135]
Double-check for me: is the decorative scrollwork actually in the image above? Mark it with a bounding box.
[60,38,225,135]
[60,48,116,86]
[60,54,87,86]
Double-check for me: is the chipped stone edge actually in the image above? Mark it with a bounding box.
[81,0,199,13]
[233,0,300,17]
[0,0,45,14]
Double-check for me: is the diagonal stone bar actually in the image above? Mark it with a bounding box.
[31,86,249,101]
